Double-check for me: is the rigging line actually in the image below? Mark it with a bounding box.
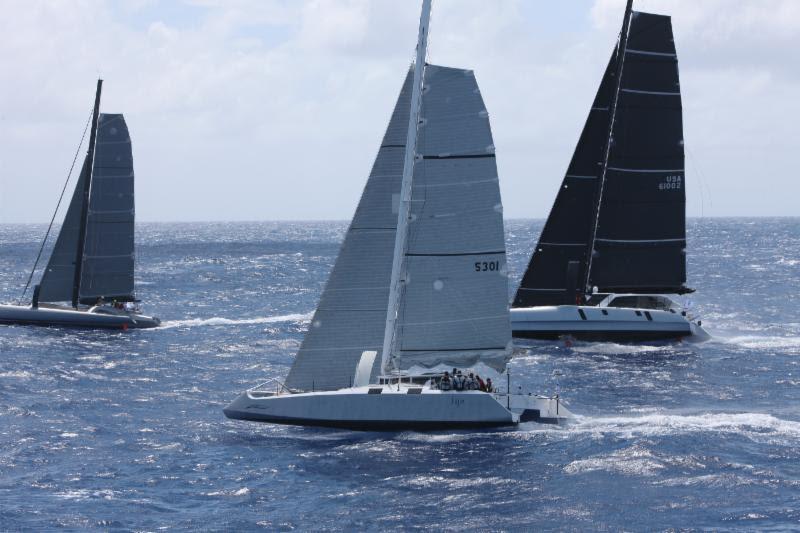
[18,107,94,305]
[685,144,709,220]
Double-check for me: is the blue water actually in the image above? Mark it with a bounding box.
[1,218,798,530]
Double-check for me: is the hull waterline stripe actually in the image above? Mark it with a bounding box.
[566,174,597,179]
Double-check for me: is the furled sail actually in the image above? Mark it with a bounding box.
[37,158,90,303]
[589,12,689,294]
[78,113,136,303]
[392,65,512,372]
[284,71,413,392]
[513,54,616,308]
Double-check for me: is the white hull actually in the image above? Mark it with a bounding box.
[0,303,160,329]
[511,305,708,342]
[224,384,570,431]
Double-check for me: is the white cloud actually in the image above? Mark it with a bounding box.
[0,0,797,223]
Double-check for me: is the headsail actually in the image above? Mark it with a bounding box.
[392,65,511,372]
[37,158,90,303]
[513,54,616,308]
[283,72,413,392]
[589,12,688,294]
[78,113,136,303]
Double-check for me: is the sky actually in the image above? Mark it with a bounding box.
[0,0,798,223]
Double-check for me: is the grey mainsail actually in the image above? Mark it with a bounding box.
[79,113,136,303]
[393,65,511,372]
[38,157,90,303]
[284,71,413,392]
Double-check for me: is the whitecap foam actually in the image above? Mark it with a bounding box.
[159,312,312,329]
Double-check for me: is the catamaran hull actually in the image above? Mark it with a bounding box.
[0,304,160,329]
[224,388,569,431]
[511,305,709,343]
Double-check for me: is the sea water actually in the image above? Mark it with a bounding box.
[0,218,798,530]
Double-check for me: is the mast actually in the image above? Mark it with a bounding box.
[582,0,633,297]
[71,79,103,308]
[380,0,432,374]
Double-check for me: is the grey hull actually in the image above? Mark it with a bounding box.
[224,386,570,432]
[0,304,160,329]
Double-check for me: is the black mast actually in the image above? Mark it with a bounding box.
[71,79,102,308]
[582,0,633,298]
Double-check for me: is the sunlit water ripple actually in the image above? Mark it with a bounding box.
[1,218,798,530]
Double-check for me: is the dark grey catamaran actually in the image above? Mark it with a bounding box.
[0,80,160,329]
[511,1,706,342]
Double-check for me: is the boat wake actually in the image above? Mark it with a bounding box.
[565,411,800,441]
[715,335,800,351]
[159,312,312,329]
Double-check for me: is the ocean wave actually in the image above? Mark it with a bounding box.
[158,312,312,329]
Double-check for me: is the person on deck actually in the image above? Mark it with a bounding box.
[453,371,464,391]
[476,375,486,392]
[439,372,452,391]
[465,373,476,390]
[485,378,494,393]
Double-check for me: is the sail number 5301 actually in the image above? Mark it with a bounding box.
[475,261,500,272]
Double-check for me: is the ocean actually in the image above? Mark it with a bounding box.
[1,218,799,530]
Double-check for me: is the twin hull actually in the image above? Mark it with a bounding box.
[0,304,160,329]
[511,305,708,342]
[224,386,570,431]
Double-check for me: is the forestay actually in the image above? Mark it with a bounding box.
[284,72,413,392]
[590,12,689,294]
[38,158,90,303]
[393,65,511,372]
[78,114,136,303]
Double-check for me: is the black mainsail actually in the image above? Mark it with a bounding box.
[513,6,690,308]
[37,81,137,306]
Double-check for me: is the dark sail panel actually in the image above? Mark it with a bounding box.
[79,113,136,302]
[589,12,689,294]
[38,158,90,303]
[512,53,616,307]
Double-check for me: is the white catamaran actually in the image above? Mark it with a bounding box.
[511,1,707,343]
[0,80,160,329]
[224,0,570,430]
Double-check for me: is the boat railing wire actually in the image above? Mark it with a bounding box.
[18,107,94,305]
[249,378,293,396]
